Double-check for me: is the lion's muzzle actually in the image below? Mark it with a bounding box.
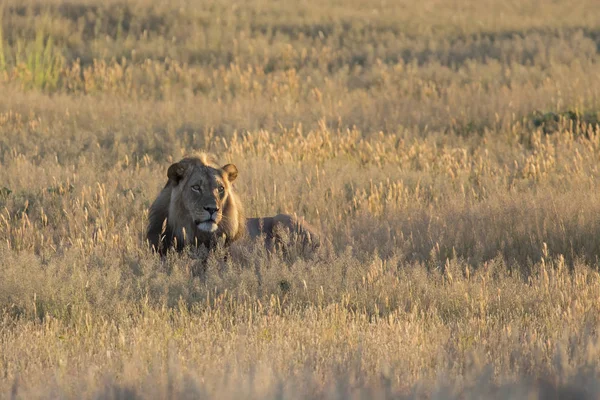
[196,221,219,232]
[194,208,221,232]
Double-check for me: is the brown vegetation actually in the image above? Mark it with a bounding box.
[2,0,600,398]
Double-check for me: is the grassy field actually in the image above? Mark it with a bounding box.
[2,0,600,398]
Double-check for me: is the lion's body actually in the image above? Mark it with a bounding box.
[246,214,321,251]
[147,155,322,255]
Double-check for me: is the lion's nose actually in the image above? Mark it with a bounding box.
[204,206,219,214]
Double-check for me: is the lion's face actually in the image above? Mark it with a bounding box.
[147,154,244,254]
[168,159,238,234]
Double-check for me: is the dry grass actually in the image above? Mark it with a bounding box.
[2,0,600,398]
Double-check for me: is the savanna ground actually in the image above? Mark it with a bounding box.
[2,0,600,398]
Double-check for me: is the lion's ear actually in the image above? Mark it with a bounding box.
[222,164,238,182]
[167,162,186,183]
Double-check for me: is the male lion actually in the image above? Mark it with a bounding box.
[146,154,243,254]
[146,154,321,255]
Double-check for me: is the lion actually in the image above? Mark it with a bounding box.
[146,154,244,254]
[146,154,322,255]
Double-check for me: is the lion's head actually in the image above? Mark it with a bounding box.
[146,154,244,254]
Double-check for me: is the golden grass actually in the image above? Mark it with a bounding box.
[2,0,600,398]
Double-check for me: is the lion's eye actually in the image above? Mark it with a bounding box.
[191,185,201,193]
[218,185,225,195]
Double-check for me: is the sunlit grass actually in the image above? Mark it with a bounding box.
[1,0,600,398]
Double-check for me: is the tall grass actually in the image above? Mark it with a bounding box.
[0,6,7,74]
[0,12,63,90]
[2,0,600,398]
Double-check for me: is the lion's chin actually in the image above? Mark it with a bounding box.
[197,221,219,232]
